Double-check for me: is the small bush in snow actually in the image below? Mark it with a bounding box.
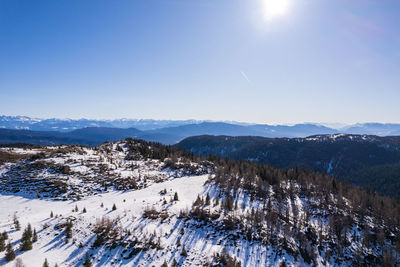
[13,213,20,231]
[93,217,122,247]
[14,258,25,267]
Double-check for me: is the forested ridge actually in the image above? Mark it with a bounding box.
[177,134,400,199]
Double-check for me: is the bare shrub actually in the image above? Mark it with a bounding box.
[93,216,122,247]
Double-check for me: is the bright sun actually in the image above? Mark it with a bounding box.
[262,0,290,20]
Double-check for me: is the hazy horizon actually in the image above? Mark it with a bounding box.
[1,114,400,128]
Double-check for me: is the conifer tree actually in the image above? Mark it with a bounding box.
[2,231,8,240]
[161,260,168,267]
[43,258,49,267]
[171,259,178,267]
[50,211,54,218]
[181,245,188,257]
[32,228,38,243]
[65,220,73,239]
[83,252,92,267]
[0,235,5,252]
[174,192,179,201]
[205,193,211,205]
[83,207,87,213]
[26,223,32,238]
[5,242,15,262]
[225,195,233,211]
[112,203,117,211]
[20,224,33,251]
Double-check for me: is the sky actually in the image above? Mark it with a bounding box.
[0,0,400,124]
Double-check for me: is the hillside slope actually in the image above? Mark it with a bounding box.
[0,140,399,266]
[177,134,400,198]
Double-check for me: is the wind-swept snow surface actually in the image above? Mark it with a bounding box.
[0,175,210,266]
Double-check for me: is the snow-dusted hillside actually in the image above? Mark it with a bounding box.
[0,174,211,266]
[0,139,399,266]
[0,141,208,200]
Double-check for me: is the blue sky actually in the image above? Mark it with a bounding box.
[1,0,399,124]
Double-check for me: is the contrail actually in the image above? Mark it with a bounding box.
[240,71,251,84]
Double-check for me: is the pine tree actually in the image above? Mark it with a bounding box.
[0,235,5,252]
[83,207,87,213]
[50,211,54,218]
[83,252,92,267]
[2,231,8,240]
[5,242,15,262]
[225,195,233,211]
[193,195,202,206]
[26,223,32,238]
[205,193,211,205]
[43,258,49,267]
[161,260,168,267]
[65,220,73,239]
[112,203,117,211]
[20,224,33,251]
[32,228,38,243]
[181,245,188,257]
[74,205,79,212]
[171,259,178,267]
[174,192,179,201]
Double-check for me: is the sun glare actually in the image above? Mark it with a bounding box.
[262,0,290,20]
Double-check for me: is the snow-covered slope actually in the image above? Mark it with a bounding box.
[0,140,399,266]
[0,174,210,266]
[0,141,208,200]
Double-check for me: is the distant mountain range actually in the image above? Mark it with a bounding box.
[0,122,337,146]
[0,115,202,131]
[2,116,400,143]
[342,123,400,136]
[177,134,400,199]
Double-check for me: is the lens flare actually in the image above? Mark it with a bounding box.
[262,0,290,20]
